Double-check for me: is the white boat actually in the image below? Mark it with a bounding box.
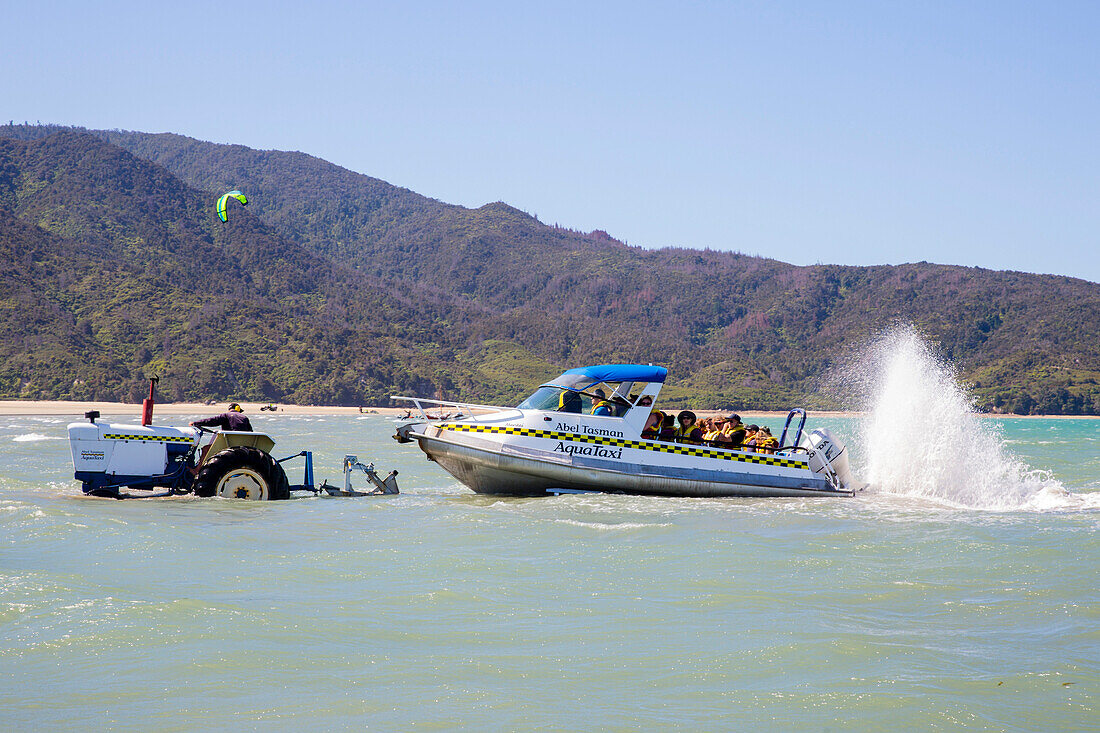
[393,364,856,498]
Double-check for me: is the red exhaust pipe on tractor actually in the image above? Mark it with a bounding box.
[141,375,159,426]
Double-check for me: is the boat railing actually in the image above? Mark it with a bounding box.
[779,408,808,450]
[390,395,523,423]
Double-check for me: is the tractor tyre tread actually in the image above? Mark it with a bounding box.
[193,446,290,500]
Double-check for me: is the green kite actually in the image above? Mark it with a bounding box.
[217,190,248,222]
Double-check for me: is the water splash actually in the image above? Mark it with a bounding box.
[842,325,1095,511]
[12,433,61,442]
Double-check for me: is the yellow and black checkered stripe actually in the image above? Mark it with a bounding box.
[103,433,194,443]
[438,424,808,469]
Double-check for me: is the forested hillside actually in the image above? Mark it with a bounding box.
[2,124,1099,413]
[0,132,494,404]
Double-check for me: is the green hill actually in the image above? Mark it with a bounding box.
[1,124,1098,413]
[0,132,491,404]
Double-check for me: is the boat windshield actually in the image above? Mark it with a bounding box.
[517,380,642,416]
[544,373,602,392]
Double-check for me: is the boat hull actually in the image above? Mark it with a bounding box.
[410,431,851,498]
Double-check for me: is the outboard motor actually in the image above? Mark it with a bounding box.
[802,428,854,491]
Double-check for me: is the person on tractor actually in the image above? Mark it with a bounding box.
[190,403,254,432]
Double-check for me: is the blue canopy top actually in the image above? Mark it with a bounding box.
[559,364,668,384]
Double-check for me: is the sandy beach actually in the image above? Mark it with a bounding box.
[1,400,1092,419]
[0,400,801,420]
[0,400,811,420]
[0,400,405,417]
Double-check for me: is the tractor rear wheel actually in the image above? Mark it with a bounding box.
[193,446,290,500]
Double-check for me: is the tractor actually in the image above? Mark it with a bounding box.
[67,390,398,500]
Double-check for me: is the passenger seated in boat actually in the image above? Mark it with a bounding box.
[591,389,614,416]
[703,416,726,446]
[675,411,703,445]
[756,427,779,454]
[641,410,664,440]
[557,390,583,413]
[724,414,747,447]
[742,424,760,451]
[658,413,677,441]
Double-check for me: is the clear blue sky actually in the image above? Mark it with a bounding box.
[3,1,1098,282]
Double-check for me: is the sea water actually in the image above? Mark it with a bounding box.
[1,344,1097,729]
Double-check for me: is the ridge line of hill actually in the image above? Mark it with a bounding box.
[1,123,1098,414]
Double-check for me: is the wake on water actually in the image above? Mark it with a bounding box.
[837,326,1098,512]
[12,433,62,443]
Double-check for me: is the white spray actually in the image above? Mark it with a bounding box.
[841,325,1088,510]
